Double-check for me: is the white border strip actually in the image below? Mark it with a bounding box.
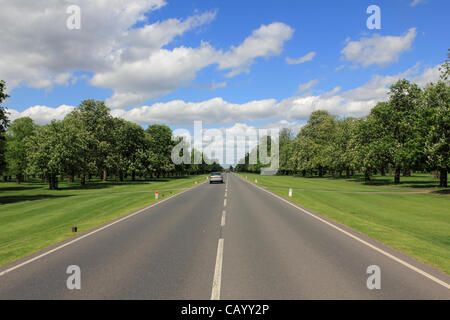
[211,238,224,300]
[0,180,206,277]
[221,211,226,227]
[237,174,450,290]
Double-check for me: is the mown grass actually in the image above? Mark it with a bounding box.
[0,175,208,267]
[237,173,450,274]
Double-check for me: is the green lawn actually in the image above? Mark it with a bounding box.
[0,175,208,267]
[237,173,450,274]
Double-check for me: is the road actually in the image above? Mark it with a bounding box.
[0,173,449,299]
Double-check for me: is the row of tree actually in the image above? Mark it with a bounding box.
[236,53,449,187]
[0,98,222,189]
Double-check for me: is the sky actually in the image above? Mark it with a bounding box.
[1,0,449,160]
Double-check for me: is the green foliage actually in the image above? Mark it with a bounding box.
[237,53,449,187]
[0,80,10,174]
[5,117,36,181]
[5,99,220,189]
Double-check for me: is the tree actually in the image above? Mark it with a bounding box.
[296,110,336,177]
[146,124,175,178]
[423,63,450,187]
[331,118,358,178]
[5,117,36,182]
[0,80,10,175]
[27,121,65,189]
[278,128,294,175]
[375,80,424,184]
[111,118,146,181]
[68,100,114,183]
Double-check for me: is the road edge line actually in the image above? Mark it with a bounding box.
[235,174,450,290]
[0,179,207,277]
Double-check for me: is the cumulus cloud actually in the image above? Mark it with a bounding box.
[341,28,417,67]
[110,97,278,125]
[217,23,294,77]
[297,79,319,93]
[10,63,441,126]
[0,0,166,90]
[182,121,302,165]
[0,2,293,108]
[286,52,316,65]
[7,105,75,125]
[92,44,218,108]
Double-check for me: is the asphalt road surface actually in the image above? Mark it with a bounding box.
[0,173,449,299]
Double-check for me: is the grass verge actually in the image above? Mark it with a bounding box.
[237,173,450,274]
[0,175,208,267]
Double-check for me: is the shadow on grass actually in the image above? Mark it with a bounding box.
[0,175,198,193]
[290,174,443,189]
[358,179,441,188]
[431,189,450,195]
[0,194,72,205]
[61,178,181,191]
[0,186,42,192]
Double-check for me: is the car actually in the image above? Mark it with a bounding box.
[209,172,224,184]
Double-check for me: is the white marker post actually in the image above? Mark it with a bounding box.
[289,188,293,197]
[255,179,258,183]
[155,191,159,200]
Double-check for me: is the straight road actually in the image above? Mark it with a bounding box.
[0,173,449,299]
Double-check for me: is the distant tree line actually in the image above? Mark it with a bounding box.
[236,52,449,187]
[0,98,222,189]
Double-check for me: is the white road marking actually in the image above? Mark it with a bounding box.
[225,192,227,198]
[0,180,207,277]
[238,175,450,290]
[211,238,224,300]
[223,199,227,207]
[221,211,226,227]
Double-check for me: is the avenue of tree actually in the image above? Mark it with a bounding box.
[0,96,222,189]
[236,52,449,187]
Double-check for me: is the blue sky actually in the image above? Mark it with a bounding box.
[1,0,449,133]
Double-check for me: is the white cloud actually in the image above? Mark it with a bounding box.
[0,0,167,90]
[410,0,427,6]
[0,3,293,108]
[110,97,278,125]
[297,79,319,93]
[92,44,218,108]
[10,63,441,126]
[341,28,417,67]
[7,105,75,125]
[286,52,316,65]
[217,22,294,77]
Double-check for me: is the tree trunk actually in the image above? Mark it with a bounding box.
[345,168,350,178]
[119,171,124,182]
[102,170,107,182]
[81,174,86,185]
[394,167,401,184]
[132,171,136,181]
[380,167,386,176]
[364,170,371,181]
[440,168,448,188]
[318,166,323,177]
[49,173,58,190]
[403,169,411,177]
